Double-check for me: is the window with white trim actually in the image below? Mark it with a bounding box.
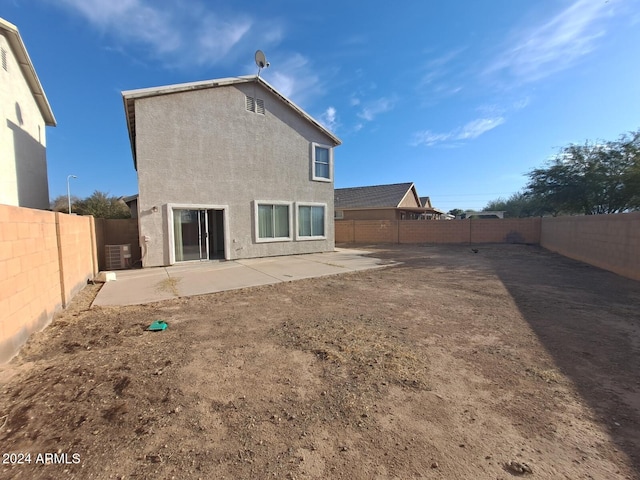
[311,143,332,182]
[297,203,326,239]
[255,202,292,242]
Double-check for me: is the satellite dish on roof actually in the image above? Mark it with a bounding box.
[255,50,270,77]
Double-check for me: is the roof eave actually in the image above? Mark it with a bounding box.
[255,76,341,147]
[0,18,56,126]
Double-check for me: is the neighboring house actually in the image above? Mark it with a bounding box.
[122,75,341,267]
[121,194,138,219]
[0,17,56,210]
[419,196,446,220]
[334,182,443,220]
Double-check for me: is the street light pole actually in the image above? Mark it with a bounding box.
[67,175,77,214]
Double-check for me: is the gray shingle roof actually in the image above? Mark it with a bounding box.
[334,182,414,209]
[419,196,431,208]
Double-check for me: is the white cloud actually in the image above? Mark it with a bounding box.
[52,0,275,68]
[412,116,505,147]
[357,97,395,122]
[420,47,466,86]
[458,117,505,139]
[486,0,612,83]
[195,15,253,63]
[319,106,338,132]
[264,53,324,107]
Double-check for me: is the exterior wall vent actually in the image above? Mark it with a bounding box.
[245,95,265,115]
[1,48,7,71]
[245,95,255,112]
[105,244,132,270]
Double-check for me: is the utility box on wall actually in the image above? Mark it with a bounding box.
[105,244,132,270]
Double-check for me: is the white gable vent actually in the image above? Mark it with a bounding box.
[245,95,255,112]
[245,95,265,115]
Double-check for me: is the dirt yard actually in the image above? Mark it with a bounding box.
[1,244,639,479]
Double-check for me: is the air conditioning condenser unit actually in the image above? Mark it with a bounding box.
[105,244,132,270]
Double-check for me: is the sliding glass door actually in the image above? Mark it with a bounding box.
[173,209,209,262]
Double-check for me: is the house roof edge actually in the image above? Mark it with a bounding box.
[122,75,341,169]
[0,17,56,126]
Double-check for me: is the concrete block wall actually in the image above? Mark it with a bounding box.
[399,220,470,244]
[335,220,355,244]
[541,212,640,281]
[336,218,540,245]
[471,218,541,244]
[57,213,98,306]
[0,205,98,363]
[353,220,398,244]
[0,205,61,362]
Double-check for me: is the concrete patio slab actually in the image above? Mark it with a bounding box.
[92,248,395,307]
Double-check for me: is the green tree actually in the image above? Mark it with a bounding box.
[447,208,465,218]
[50,194,81,213]
[526,130,640,215]
[484,192,545,218]
[74,191,132,218]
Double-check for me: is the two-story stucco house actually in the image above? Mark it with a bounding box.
[0,17,56,210]
[122,75,341,267]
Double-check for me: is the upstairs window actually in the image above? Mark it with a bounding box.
[311,143,332,182]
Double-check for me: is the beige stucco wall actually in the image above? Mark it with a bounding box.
[134,81,336,266]
[0,33,49,210]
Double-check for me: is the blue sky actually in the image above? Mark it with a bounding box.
[4,0,640,212]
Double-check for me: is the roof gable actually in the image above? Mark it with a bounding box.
[419,196,432,208]
[334,182,417,209]
[122,75,340,169]
[0,17,56,126]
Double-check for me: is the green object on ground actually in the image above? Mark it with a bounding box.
[147,320,168,331]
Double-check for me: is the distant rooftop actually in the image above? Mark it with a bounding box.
[334,182,415,209]
[419,196,432,208]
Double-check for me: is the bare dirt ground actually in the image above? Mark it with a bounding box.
[1,244,639,479]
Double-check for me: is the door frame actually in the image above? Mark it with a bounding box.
[166,203,230,265]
